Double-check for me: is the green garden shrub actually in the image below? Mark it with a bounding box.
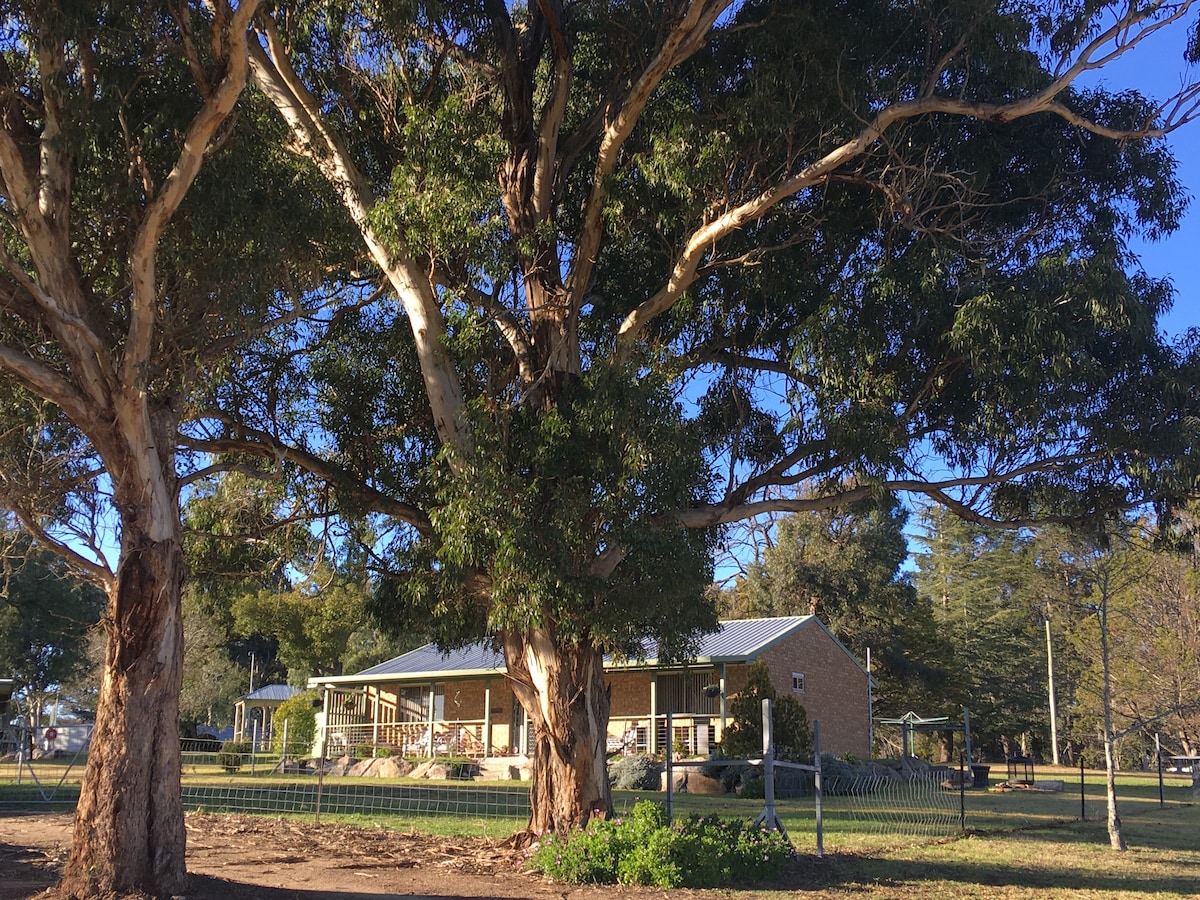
[608,754,661,791]
[719,661,812,762]
[218,740,251,772]
[272,690,318,756]
[527,800,792,887]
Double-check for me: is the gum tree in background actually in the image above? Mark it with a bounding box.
[229,0,1200,836]
[0,533,105,726]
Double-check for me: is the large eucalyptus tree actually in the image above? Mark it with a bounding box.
[232,0,1200,836]
[0,1,353,894]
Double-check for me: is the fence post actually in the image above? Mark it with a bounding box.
[1156,733,1164,808]
[1080,756,1086,821]
[959,751,965,831]
[814,718,823,859]
[251,721,258,775]
[315,738,325,825]
[665,709,673,822]
[280,719,289,772]
[762,698,776,829]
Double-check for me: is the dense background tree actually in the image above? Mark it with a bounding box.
[719,496,953,723]
[222,0,1200,836]
[0,532,104,726]
[179,594,244,735]
[183,472,418,687]
[912,506,1054,759]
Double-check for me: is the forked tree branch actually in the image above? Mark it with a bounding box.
[616,0,1200,348]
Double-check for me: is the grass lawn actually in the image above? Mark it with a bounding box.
[3,760,1197,896]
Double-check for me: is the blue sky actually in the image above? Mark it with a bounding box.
[1091,19,1200,340]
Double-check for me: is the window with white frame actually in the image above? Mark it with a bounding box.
[791,672,805,693]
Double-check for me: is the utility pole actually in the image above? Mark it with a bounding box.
[1046,618,1060,766]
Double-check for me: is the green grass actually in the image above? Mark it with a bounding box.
[4,762,1199,896]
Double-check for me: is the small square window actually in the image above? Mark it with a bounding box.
[791,672,805,693]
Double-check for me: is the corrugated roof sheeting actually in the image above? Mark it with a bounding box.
[242,684,300,702]
[318,616,818,686]
[353,642,506,678]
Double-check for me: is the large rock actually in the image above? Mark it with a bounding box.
[425,763,452,780]
[687,773,727,795]
[660,768,689,792]
[409,760,435,779]
[346,758,380,777]
[376,756,414,778]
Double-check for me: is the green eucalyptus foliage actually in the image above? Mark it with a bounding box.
[371,361,718,658]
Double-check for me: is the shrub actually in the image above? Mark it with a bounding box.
[739,775,765,799]
[218,740,251,772]
[720,661,812,762]
[608,754,661,791]
[272,690,318,756]
[527,800,792,888]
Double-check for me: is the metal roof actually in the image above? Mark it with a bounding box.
[351,643,507,680]
[241,684,301,702]
[309,616,845,688]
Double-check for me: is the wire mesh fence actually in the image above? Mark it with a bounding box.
[182,779,531,820]
[1,731,970,846]
[817,772,964,839]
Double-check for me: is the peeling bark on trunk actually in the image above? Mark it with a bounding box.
[1098,574,1126,852]
[503,629,612,837]
[60,529,187,898]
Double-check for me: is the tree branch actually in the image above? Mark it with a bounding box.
[123,0,263,390]
[180,427,434,534]
[616,0,1200,347]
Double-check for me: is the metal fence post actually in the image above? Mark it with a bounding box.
[814,719,823,858]
[665,709,673,822]
[1156,733,1164,808]
[762,698,776,828]
[315,739,325,824]
[959,751,965,831]
[1080,756,1086,821]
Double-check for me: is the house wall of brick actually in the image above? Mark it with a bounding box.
[751,624,870,758]
[608,670,652,717]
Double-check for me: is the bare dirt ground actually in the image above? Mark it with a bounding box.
[0,812,807,900]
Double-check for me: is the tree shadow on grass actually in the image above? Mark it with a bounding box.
[846,855,1200,896]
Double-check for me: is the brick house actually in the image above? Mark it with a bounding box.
[308,615,871,760]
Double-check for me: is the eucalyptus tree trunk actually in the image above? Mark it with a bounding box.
[60,424,188,898]
[503,630,613,836]
[1098,581,1127,851]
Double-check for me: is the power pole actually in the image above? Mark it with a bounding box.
[1046,618,1060,766]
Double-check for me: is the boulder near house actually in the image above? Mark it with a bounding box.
[308,616,871,763]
